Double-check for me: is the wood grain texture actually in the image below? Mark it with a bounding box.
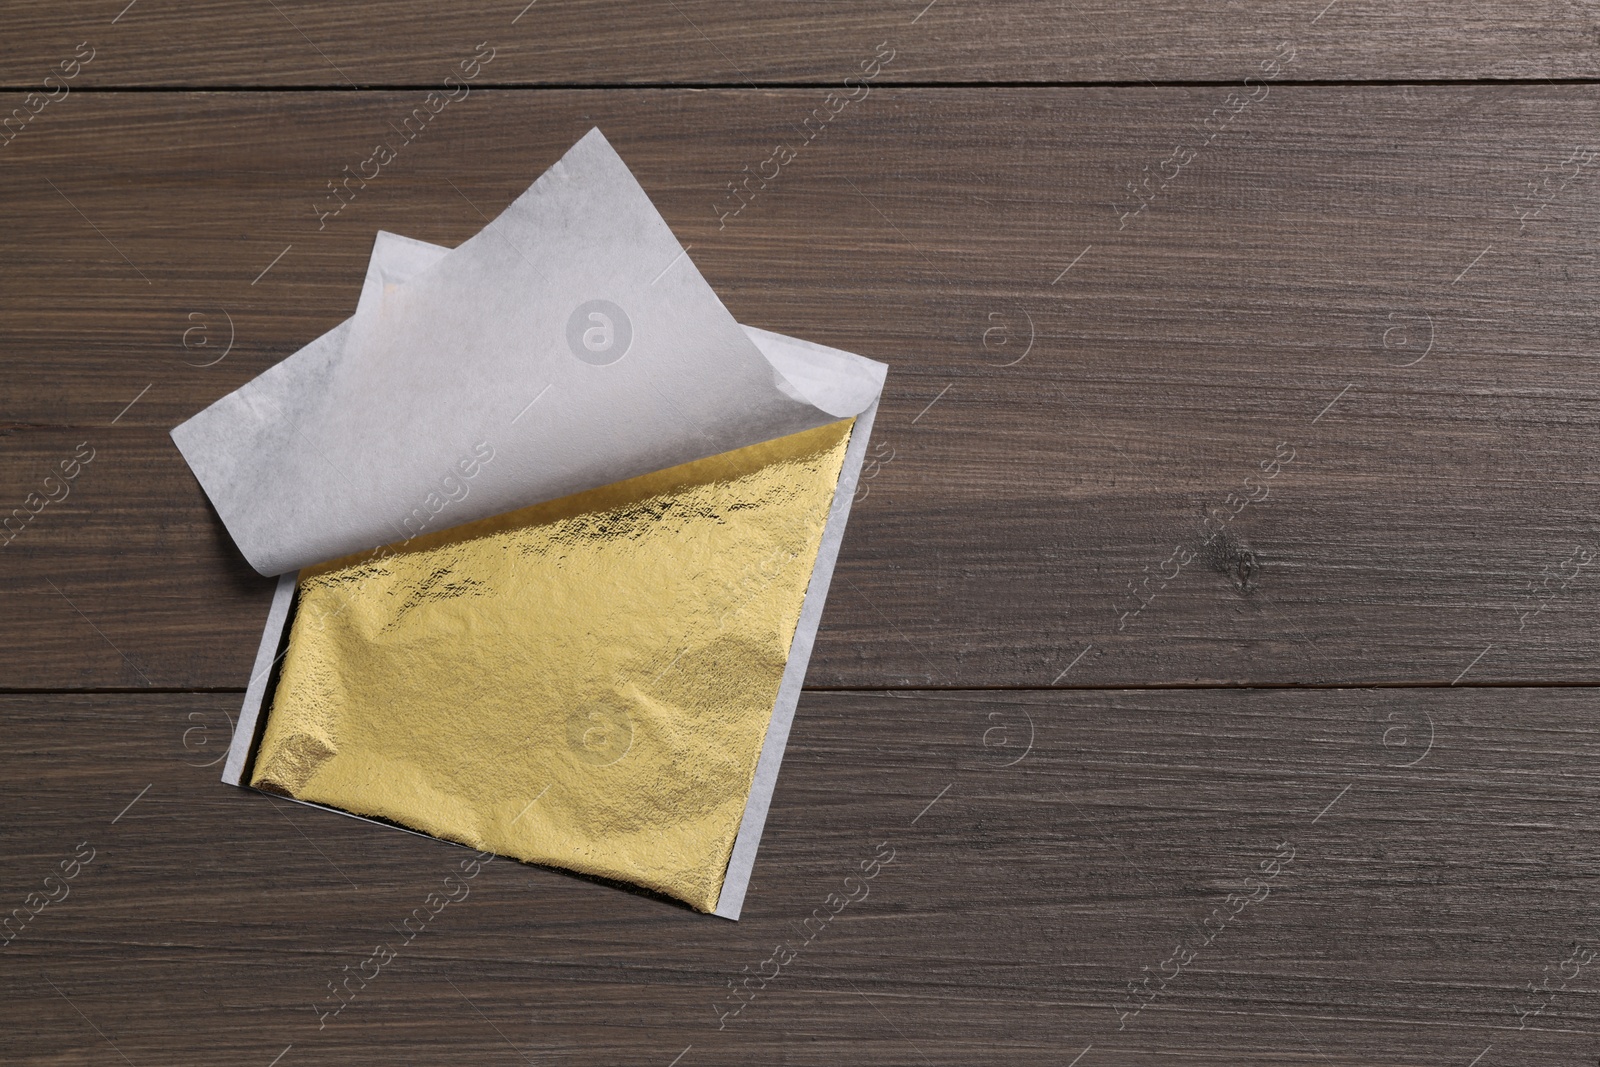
[5,10,1598,1062]
[2,88,1598,687]
[3,689,1597,1065]
[3,0,1600,87]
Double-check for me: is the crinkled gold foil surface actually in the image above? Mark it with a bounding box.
[251,419,854,912]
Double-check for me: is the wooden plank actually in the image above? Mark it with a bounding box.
[4,1,1599,88]
[2,88,1599,688]
[3,688,1597,1063]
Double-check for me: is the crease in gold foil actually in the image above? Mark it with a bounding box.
[251,418,855,912]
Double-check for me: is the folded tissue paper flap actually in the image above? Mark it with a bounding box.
[172,127,883,577]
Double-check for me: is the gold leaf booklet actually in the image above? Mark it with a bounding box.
[171,130,886,918]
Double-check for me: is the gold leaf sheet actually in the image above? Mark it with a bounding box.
[251,419,854,912]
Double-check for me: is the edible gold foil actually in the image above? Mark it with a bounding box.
[252,419,854,912]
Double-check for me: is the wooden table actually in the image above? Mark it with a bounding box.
[4,3,1598,1063]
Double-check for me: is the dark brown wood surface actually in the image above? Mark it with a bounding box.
[6,0,1600,85]
[4,88,1600,689]
[6,689,1600,1065]
[5,4,1600,1065]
